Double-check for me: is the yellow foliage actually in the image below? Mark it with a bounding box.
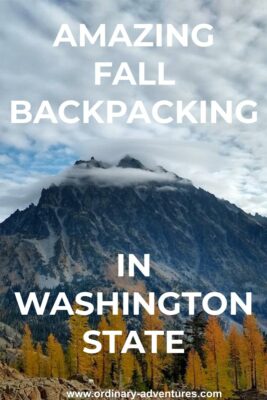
[95,315,111,386]
[242,315,265,390]
[36,342,48,377]
[186,349,204,389]
[47,333,66,378]
[228,325,243,390]
[108,308,135,387]
[203,317,233,396]
[68,305,93,376]
[264,353,267,390]
[21,324,37,377]
[142,306,166,389]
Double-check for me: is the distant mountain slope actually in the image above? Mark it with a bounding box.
[0,156,267,326]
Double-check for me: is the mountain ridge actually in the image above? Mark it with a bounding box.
[0,156,266,328]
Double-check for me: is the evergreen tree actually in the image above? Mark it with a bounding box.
[185,312,207,362]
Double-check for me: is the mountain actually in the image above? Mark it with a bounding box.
[0,156,267,329]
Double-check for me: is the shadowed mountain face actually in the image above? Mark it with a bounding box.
[0,156,267,325]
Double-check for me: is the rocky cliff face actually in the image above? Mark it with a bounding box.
[0,156,267,326]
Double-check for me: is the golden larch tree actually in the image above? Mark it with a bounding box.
[47,333,66,378]
[203,317,233,396]
[264,353,267,390]
[228,325,242,390]
[95,315,111,387]
[36,342,48,377]
[47,334,57,377]
[142,305,166,389]
[242,315,265,389]
[21,324,37,377]
[186,348,205,389]
[108,308,135,388]
[68,305,93,376]
[238,334,251,389]
[55,339,67,378]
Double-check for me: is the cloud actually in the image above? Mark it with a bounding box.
[0,173,56,222]
[0,155,12,165]
[0,159,188,221]
[0,0,266,220]
[62,164,180,187]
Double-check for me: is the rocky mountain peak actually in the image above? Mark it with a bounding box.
[0,157,267,332]
[117,155,146,170]
[74,155,147,171]
[74,156,110,169]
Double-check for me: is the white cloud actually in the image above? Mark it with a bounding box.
[63,164,179,186]
[0,0,266,220]
[0,160,188,221]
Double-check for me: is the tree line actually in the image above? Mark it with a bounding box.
[19,308,267,397]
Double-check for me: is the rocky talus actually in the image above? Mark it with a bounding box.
[0,363,96,400]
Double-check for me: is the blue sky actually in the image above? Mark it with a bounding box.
[0,0,267,221]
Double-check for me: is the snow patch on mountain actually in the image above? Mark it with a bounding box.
[37,274,60,290]
[27,232,57,264]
